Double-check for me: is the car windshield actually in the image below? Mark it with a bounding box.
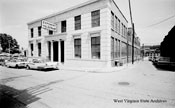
[33,59,45,63]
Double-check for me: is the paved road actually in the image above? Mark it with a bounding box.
[0,60,175,108]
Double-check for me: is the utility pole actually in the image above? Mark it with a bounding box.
[128,0,135,64]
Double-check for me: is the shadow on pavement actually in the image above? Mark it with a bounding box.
[154,65,175,72]
[0,75,32,85]
[0,79,64,108]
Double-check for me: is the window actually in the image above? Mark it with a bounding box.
[118,19,120,34]
[111,12,114,30]
[111,37,114,59]
[91,36,100,59]
[115,16,118,32]
[91,10,100,27]
[121,42,127,57]
[30,43,33,56]
[74,15,81,30]
[114,39,120,58]
[38,43,41,57]
[49,30,53,35]
[74,38,81,58]
[117,40,120,58]
[31,28,33,38]
[38,26,41,36]
[61,20,66,33]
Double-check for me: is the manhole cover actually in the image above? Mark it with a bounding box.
[118,82,130,86]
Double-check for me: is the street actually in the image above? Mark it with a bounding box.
[0,59,175,108]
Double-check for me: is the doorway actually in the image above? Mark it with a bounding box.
[61,41,64,63]
[53,41,58,62]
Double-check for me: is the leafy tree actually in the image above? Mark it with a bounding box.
[0,33,20,54]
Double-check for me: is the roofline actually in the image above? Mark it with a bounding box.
[27,0,101,25]
[111,0,128,23]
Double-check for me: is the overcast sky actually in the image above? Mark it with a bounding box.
[0,0,175,48]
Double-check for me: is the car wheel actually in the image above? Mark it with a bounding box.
[16,65,19,69]
[26,65,30,70]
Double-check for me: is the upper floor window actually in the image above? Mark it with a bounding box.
[74,15,81,30]
[91,10,100,27]
[38,26,41,36]
[61,20,66,33]
[111,11,114,30]
[31,28,33,38]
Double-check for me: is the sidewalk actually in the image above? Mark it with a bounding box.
[59,61,140,73]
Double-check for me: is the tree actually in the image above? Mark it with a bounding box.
[0,33,20,54]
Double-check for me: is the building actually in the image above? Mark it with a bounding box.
[141,45,160,57]
[27,0,140,68]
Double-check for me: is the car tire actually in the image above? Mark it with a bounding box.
[26,65,30,70]
[16,65,19,69]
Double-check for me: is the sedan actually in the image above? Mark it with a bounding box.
[26,58,59,70]
[5,59,28,68]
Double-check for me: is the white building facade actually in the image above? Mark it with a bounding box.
[27,0,140,68]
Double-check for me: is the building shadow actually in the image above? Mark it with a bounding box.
[0,79,64,108]
[153,64,175,72]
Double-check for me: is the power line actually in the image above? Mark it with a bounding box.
[146,14,175,28]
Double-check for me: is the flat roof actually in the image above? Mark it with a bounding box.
[28,0,128,25]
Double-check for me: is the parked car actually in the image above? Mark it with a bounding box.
[26,58,59,70]
[5,58,28,68]
[153,57,172,66]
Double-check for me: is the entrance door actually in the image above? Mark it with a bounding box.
[61,41,64,63]
[53,41,58,62]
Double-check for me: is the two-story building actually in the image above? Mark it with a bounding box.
[27,0,140,68]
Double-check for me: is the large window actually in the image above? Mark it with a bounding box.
[74,15,81,30]
[111,38,120,59]
[91,36,100,59]
[31,28,33,38]
[61,20,66,33]
[111,11,114,30]
[115,16,118,32]
[30,43,33,56]
[74,38,81,58]
[91,10,100,27]
[111,37,114,59]
[38,26,41,36]
[118,19,120,34]
[121,42,127,57]
[38,43,41,57]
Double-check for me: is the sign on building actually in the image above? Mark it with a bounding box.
[41,20,57,31]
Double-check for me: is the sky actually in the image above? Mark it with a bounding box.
[0,0,175,49]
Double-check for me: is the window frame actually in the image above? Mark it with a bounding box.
[91,35,101,59]
[74,38,81,58]
[61,20,66,33]
[74,15,81,30]
[31,28,34,38]
[38,26,41,36]
[91,10,100,27]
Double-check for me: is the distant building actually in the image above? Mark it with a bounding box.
[27,0,140,68]
[141,45,160,57]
